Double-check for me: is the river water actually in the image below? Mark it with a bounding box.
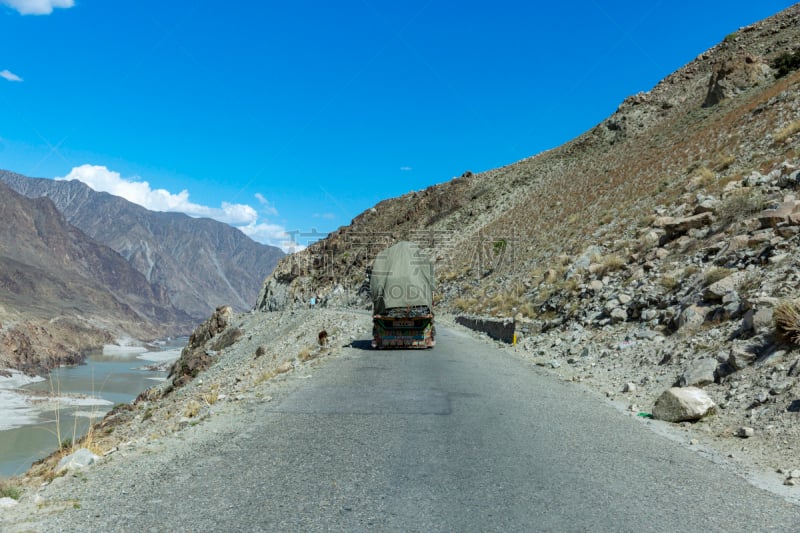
[0,340,185,478]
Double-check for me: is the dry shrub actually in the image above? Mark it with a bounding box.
[598,254,626,275]
[775,299,800,343]
[201,385,220,406]
[716,189,764,228]
[184,400,201,418]
[298,346,316,362]
[683,265,701,277]
[518,302,537,318]
[556,276,580,294]
[659,275,678,291]
[454,297,478,313]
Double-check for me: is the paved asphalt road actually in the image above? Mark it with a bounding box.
[35,326,800,531]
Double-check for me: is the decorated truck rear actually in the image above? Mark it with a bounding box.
[369,241,435,349]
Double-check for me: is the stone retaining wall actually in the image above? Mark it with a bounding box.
[454,316,516,344]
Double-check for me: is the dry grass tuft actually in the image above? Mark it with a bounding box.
[695,166,716,182]
[596,253,626,276]
[201,385,220,406]
[255,370,276,385]
[775,299,800,344]
[713,154,736,172]
[659,275,679,292]
[704,267,734,286]
[716,189,764,228]
[774,120,800,143]
[183,400,201,418]
[298,345,317,362]
[454,297,479,313]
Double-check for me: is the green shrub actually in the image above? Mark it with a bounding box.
[0,482,20,500]
[772,50,800,78]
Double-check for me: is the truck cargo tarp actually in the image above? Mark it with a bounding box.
[370,241,434,315]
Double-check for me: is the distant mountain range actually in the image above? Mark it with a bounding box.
[0,170,283,373]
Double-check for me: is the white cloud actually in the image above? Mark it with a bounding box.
[57,164,298,252]
[254,192,279,216]
[56,164,259,223]
[1,0,74,15]
[400,166,413,171]
[238,222,305,254]
[313,212,336,220]
[0,69,23,82]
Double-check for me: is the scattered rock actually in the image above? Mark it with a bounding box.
[610,308,628,324]
[652,387,716,422]
[0,497,18,508]
[736,427,755,438]
[56,448,100,473]
[676,305,708,331]
[677,358,718,387]
[728,345,758,370]
[655,212,713,239]
[703,271,750,302]
[757,200,800,228]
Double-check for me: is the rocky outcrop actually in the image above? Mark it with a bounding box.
[704,53,772,107]
[653,212,713,240]
[167,305,241,389]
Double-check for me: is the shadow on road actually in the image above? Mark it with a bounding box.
[349,339,374,350]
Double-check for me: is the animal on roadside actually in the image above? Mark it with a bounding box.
[318,330,328,347]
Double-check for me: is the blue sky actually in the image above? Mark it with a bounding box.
[1,1,796,251]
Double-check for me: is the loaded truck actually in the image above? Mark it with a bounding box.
[370,241,435,349]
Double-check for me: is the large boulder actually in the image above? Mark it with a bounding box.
[652,387,716,422]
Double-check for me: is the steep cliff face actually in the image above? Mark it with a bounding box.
[0,182,191,373]
[0,172,284,319]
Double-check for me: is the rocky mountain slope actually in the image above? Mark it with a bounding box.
[0,182,191,373]
[257,5,800,322]
[0,171,283,320]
